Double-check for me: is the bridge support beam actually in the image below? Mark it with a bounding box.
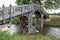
[35,13,44,33]
[41,13,44,28]
[2,5,5,24]
[28,13,32,30]
[28,12,37,34]
[9,4,12,26]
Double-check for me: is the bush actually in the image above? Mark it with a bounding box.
[12,18,20,25]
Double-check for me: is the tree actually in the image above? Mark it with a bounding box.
[44,0,55,9]
[16,0,60,9]
[16,0,30,5]
[54,0,60,9]
[16,0,41,5]
[44,0,60,9]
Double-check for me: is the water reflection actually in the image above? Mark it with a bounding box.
[43,27,60,38]
[0,24,60,38]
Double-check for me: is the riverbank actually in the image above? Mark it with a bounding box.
[44,15,60,27]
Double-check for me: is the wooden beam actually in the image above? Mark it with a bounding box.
[28,13,32,30]
[9,4,12,25]
[2,4,5,24]
[41,13,44,28]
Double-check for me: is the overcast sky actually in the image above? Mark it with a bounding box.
[0,0,16,7]
[0,0,60,13]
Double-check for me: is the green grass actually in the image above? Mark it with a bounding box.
[44,15,60,27]
[49,15,60,17]
[0,32,60,40]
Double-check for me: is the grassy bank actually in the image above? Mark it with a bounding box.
[44,15,60,27]
[0,32,60,40]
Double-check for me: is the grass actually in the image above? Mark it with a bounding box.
[0,32,60,40]
[44,15,60,27]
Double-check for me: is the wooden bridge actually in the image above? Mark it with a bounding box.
[0,4,48,33]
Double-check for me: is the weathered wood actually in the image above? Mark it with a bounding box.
[28,13,32,30]
[41,13,44,28]
[9,4,12,25]
[0,4,48,22]
[28,4,33,30]
[2,4,5,24]
[0,4,48,32]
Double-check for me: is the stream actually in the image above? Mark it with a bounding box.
[0,24,60,38]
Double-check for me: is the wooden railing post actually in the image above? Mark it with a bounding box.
[9,4,12,25]
[2,4,5,24]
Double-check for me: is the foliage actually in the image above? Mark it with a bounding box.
[44,0,60,9]
[16,0,60,9]
[0,32,59,40]
[16,0,41,5]
[0,32,12,40]
[16,0,29,5]
[44,0,55,9]
[12,18,20,25]
[32,17,36,25]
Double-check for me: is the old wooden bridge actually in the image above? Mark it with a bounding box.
[0,4,48,33]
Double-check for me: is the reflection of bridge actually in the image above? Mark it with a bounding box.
[0,4,48,33]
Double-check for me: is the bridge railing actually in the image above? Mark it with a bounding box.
[33,4,40,10]
[0,4,35,21]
